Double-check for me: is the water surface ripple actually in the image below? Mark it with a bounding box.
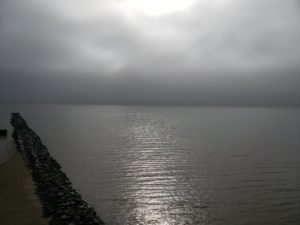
[1,105,299,224]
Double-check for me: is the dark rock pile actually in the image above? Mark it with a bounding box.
[11,113,105,225]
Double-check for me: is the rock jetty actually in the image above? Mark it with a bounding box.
[11,113,105,225]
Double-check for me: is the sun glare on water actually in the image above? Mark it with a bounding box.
[122,0,196,16]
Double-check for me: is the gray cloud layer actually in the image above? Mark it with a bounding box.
[0,0,300,105]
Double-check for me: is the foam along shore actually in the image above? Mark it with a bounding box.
[11,113,105,225]
[0,150,48,225]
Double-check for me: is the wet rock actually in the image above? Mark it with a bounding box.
[11,113,105,225]
[61,214,68,220]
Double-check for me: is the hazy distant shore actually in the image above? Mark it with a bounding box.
[0,147,48,225]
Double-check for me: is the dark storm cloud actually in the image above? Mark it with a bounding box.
[0,0,300,105]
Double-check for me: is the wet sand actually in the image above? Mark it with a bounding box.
[0,150,48,225]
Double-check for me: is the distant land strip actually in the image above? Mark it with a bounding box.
[11,113,105,225]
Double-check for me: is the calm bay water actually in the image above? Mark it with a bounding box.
[1,105,300,224]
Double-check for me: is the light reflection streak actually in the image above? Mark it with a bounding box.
[119,112,206,224]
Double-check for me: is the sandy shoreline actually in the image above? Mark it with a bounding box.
[0,138,15,165]
[0,148,48,225]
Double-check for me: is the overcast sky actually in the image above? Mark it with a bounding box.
[0,0,300,105]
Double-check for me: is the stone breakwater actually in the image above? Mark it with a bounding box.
[11,113,105,225]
